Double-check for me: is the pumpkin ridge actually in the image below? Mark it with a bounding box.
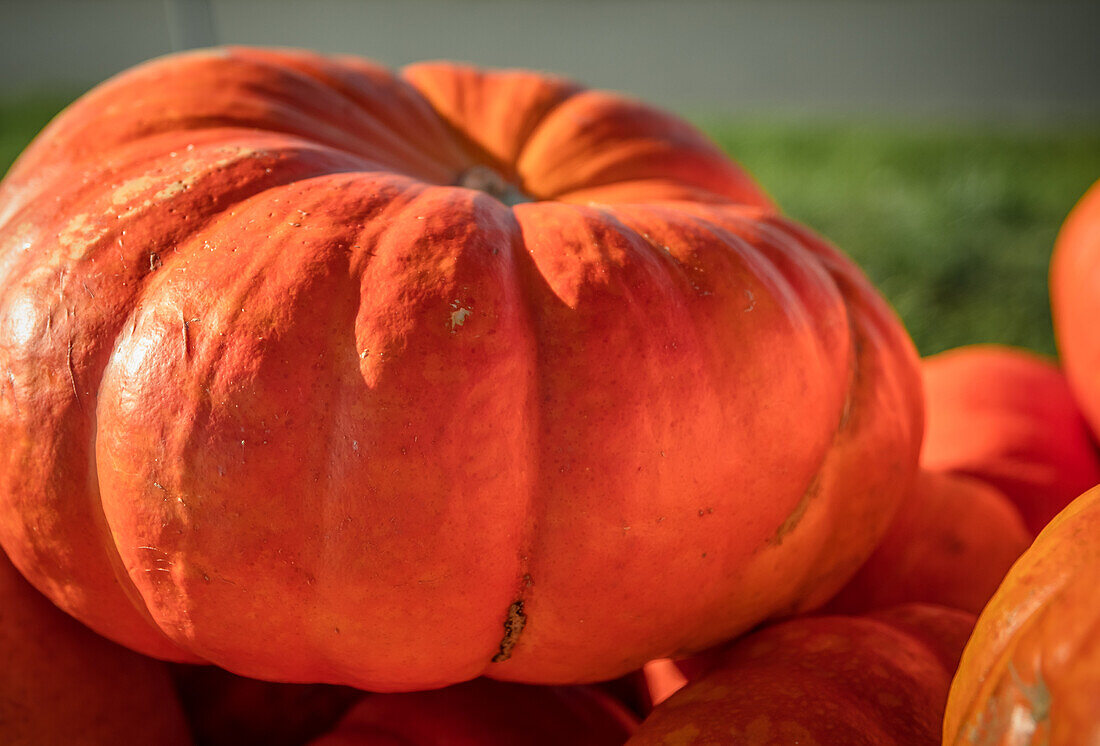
[88,167,369,661]
[949,551,1077,741]
[0,136,376,662]
[227,49,464,183]
[516,91,771,208]
[507,84,584,180]
[400,61,583,191]
[475,204,559,676]
[611,202,859,561]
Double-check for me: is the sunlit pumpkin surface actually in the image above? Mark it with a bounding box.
[921,344,1100,535]
[1051,179,1100,444]
[628,604,975,745]
[0,47,921,690]
[944,485,1100,745]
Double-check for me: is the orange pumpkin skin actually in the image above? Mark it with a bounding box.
[308,678,638,746]
[943,486,1100,745]
[1052,180,1100,444]
[0,47,922,689]
[0,548,191,746]
[824,469,1031,615]
[628,604,975,745]
[921,344,1100,535]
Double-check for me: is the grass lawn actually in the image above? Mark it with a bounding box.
[3,94,1097,358]
[701,118,1100,359]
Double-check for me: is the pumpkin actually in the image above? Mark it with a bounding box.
[628,604,975,745]
[0,547,192,746]
[1051,179,1100,442]
[0,47,922,689]
[308,678,637,745]
[824,468,1031,615]
[172,665,361,746]
[943,485,1100,744]
[921,344,1100,534]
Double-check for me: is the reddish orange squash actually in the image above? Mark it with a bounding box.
[921,344,1100,535]
[628,604,975,745]
[824,469,1031,615]
[1052,179,1100,443]
[0,47,921,689]
[172,665,361,746]
[943,485,1100,744]
[308,678,637,745]
[0,548,192,746]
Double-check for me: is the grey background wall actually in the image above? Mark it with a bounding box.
[1,0,1098,117]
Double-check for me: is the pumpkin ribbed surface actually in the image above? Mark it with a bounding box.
[0,47,921,690]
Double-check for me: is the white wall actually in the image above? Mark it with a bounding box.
[1,0,1098,117]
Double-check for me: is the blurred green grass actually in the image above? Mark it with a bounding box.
[700,118,1100,358]
[2,93,1097,358]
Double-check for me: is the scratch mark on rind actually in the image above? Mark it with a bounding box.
[181,310,190,359]
[769,475,819,546]
[491,600,527,663]
[66,339,83,412]
[6,371,19,415]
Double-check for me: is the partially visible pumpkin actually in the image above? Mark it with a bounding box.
[308,677,637,745]
[172,664,361,746]
[628,604,975,745]
[1051,180,1100,441]
[943,485,1100,744]
[824,469,1031,615]
[921,344,1100,534]
[0,47,922,689]
[0,547,192,746]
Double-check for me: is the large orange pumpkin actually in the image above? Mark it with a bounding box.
[943,485,1100,744]
[0,547,191,746]
[921,344,1100,534]
[628,604,975,745]
[0,47,921,689]
[1051,179,1100,442]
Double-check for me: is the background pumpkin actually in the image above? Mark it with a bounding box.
[943,485,1100,744]
[628,604,975,745]
[308,678,637,746]
[0,547,192,746]
[1051,179,1100,443]
[171,665,361,746]
[0,47,921,690]
[823,468,1030,615]
[921,343,1100,534]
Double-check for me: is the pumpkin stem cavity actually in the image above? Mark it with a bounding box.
[490,599,527,663]
[455,165,532,207]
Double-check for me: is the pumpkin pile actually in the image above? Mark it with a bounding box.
[0,47,1095,745]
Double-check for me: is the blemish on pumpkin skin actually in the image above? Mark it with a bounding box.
[491,599,527,663]
[449,300,472,331]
